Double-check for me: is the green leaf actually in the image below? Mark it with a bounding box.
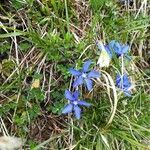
[96,136,103,150]
[0,32,25,38]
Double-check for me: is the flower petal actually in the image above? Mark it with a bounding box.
[122,45,129,54]
[121,74,131,88]
[116,74,131,90]
[82,60,92,72]
[77,100,91,107]
[104,45,112,58]
[74,105,81,119]
[65,90,74,101]
[69,68,81,76]
[114,44,122,55]
[85,79,93,91]
[73,76,83,88]
[73,90,79,99]
[109,40,122,56]
[109,40,116,49]
[62,104,73,114]
[88,71,100,78]
[116,74,132,97]
[116,74,121,86]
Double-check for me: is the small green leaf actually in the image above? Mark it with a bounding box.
[0,32,25,38]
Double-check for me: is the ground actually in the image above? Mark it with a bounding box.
[0,0,150,149]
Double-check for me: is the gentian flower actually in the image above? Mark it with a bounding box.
[116,73,132,96]
[62,90,91,119]
[108,40,130,57]
[96,40,130,66]
[69,60,100,91]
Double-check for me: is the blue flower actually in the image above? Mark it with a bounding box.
[108,40,130,57]
[69,60,100,91]
[96,40,130,58]
[62,90,91,119]
[104,45,113,58]
[116,73,132,96]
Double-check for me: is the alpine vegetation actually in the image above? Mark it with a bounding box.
[62,40,132,119]
[0,1,149,149]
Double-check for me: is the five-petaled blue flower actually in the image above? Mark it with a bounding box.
[108,40,130,57]
[116,73,132,96]
[97,40,130,59]
[62,90,91,119]
[69,60,100,91]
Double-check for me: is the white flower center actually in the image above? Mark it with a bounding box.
[82,73,87,78]
[73,101,78,105]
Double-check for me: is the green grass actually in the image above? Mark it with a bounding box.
[0,0,150,149]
